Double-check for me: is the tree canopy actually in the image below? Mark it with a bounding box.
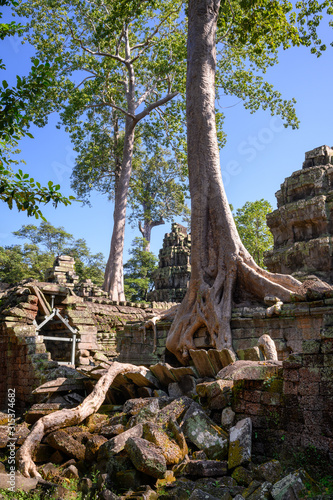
[234,199,273,268]
[123,237,158,302]
[0,0,75,218]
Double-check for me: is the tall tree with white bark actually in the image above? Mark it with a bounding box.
[15,0,187,301]
[166,0,332,364]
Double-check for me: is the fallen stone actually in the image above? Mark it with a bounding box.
[143,421,185,465]
[247,481,272,500]
[32,377,85,394]
[185,460,228,477]
[190,349,217,377]
[221,407,235,429]
[127,398,160,427]
[242,480,263,498]
[189,489,221,500]
[0,472,38,492]
[25,403,76,424]
[46,429,85,460]
[271,469,315,500]
[255,460,282,485]
[125,366,160,388]
[98,424,143,459]
[100,489,120,500]
[231,466,254,486]
[228,418,252,469]
[181,402,228,460]
[125,436,167,479]
[85,435,108,462]
[62,464,79,479]
[168,382,184,398]
[78,477,93,495]
[157,396,193,425]
[100,423,125,439]
[41,462,62,480]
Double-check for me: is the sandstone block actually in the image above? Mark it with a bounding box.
[181,402,228,460]
[228,417,252,469]
[125,436,167,478]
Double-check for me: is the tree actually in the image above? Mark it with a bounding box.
[15,0,187,301]
[1,222,106,285]
[0,1,75,218]
[166,0,330,364]
[70,120,189,252]
[234,200,273,268]
[123,237,158,302]
[128,145,189,251]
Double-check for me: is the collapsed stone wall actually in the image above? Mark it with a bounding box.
[0,280,168,409]
[232,331,333,458]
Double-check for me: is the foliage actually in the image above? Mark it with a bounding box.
[234,199,273,267]
[123,237,158,302]
[0,0,75,218]
[0,222,106,285]
[128,144,189,243]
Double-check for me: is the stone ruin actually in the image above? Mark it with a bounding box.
[148,223,191,303]
[265,145,333,283]
[1,146,333,498]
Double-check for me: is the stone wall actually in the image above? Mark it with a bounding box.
[232,331,333,458]
[117,294,333,365]
[0,286,50,410]
[265,145,333,283]
[0,280,168,409]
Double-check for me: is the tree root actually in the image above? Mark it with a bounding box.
[166,252,305,364]
[17,362,144,478]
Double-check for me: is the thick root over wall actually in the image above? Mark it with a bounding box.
[166,251,303,365]
[17,362,142,478]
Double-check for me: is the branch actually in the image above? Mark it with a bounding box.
[134,92,178,123]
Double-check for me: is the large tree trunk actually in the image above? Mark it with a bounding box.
[166,0,302,364]
[103,117,135,300]
[17,362,141,478]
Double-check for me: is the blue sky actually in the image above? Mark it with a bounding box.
[1,8,333,264]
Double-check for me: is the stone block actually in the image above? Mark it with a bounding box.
[181,402,228,460]
[125,436,167,479]
[228,417,252,469]
[185,460,228,477]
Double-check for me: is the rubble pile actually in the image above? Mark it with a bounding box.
[0,349,328,499]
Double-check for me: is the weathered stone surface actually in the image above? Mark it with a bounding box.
[148,223,191,303]
[255,460,282,484]
[185,460,228,477]
[271,469,313,500]
[98,424,143,459]
[181,402,228,460]
[221,407,235,430]
[85,435,108,462]
[189,489,221,500]
[247,481,272,500]
[228,418,252,469]
[237,347,261,362]
[231,466,253,486]
[157,396,193,425]
[46,429,85,460]
[264,147,333,283]
[62,464,79,479]
[143,421,185,465]
[125,436,167,479]
[0,472,38,492]
[217,360,281,381]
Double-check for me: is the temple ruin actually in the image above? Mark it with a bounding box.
[148,222,191,303]
[265,145,333,283]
